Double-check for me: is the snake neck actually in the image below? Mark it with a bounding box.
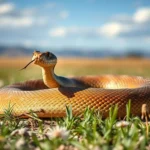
[42,66,78,88]
[42,66,60,88]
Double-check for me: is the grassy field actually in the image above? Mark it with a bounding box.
[0,56,150,150]
[1,56,150,86]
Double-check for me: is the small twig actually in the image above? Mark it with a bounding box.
[20,59,35,70]
[23,113,42,122]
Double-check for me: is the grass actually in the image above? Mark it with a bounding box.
[0,102,149,150]
[0,56,150,149]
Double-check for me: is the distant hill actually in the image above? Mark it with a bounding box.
[0,45,149,58]
[0,46,33,56]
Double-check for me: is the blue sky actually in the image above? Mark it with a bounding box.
[0,0,150,51]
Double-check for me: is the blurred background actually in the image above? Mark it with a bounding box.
[0,0,150,87]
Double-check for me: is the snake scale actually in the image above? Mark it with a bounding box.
[0,51,150,118]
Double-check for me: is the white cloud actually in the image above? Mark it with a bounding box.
[49,27,66,37]
[98,8,150,38]
[48,7,150,39]
[0,3,48,28]
[59,11,69,19]
[48,23,132,39]
[133,7,150,23]
[0,2,69,29]
[0,2,150,48]
[0,16,33,27]
[49,26,96,38]
[0,3,14,14]
[99,22,130,37]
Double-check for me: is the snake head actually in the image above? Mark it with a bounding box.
[20,51,57,70]
[32,51,57,67]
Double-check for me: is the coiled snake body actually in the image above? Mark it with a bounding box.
[0,51,150,118]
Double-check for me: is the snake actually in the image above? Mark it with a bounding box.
[0,50,150,118]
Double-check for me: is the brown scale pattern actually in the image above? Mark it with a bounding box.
[0,75,150,118]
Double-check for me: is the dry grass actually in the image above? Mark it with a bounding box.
[0,56,150,85]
